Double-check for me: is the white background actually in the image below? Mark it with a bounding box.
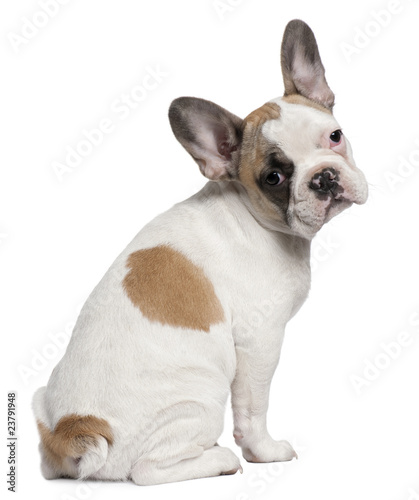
[1,0,419,499]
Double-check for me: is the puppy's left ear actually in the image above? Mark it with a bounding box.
[281,19,335,110]
[169,97,243,180]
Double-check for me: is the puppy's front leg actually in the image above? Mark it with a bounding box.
[231,329,297,463]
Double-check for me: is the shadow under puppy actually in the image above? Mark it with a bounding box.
[33,19,368,486]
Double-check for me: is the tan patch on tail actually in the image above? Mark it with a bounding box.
[37,414,113,469]
[123,245,225,332]
[282,94,332,114]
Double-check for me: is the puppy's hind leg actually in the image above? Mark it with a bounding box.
[131,399,241,485]
[131,445,241,486]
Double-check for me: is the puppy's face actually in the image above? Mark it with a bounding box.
[169,20,368,239]
[238,95,367,238]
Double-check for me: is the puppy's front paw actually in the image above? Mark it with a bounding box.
[242,439,297,463]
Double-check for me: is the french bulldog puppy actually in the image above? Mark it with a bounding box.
[33,19,368,486]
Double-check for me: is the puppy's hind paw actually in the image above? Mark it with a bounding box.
[220,464,243,476]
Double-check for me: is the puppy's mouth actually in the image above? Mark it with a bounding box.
[316,178,353,221]
[290,164,368,237]
[292,188,353,235]
[294,196,351,228]
[324,196,352,222]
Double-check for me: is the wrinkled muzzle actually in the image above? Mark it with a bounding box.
[293,160,368,237]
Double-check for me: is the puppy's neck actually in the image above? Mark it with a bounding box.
[190,180,311,258]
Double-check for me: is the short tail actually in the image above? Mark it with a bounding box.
[33,390,113,479]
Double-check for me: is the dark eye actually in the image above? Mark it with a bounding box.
[330,129,343,143]
[265,171,283,186]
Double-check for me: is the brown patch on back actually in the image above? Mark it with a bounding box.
[123,245,225,332]
[282,94,332,114]
[37,415,113,470]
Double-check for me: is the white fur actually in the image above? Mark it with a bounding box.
[263,98,368,237]
[78,437,109,479]
[33,18,370,485]
[33,93,369,484]
[33,177,311,484]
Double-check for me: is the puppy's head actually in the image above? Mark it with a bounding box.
[169,20,368,239]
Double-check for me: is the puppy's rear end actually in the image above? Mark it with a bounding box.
[33,388,113,479]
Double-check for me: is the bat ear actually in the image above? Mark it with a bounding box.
[281,19,335,110]
[169,97,243,180]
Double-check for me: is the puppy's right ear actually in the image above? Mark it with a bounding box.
[169,97,243,181]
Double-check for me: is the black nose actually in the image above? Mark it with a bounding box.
[309,168,340,196]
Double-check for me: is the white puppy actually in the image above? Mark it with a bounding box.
[33,19,368,486]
